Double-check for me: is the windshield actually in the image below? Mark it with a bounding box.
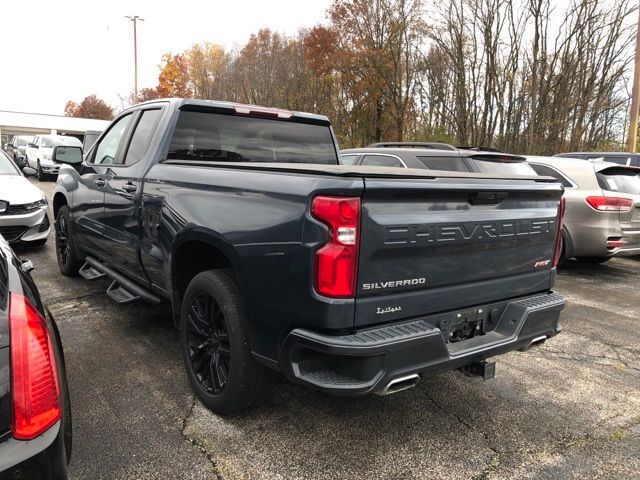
[41,136,82,148]
[0,151,20,175]
[16,137,30,147]
[597,168,640,195]
[472,159,536,175]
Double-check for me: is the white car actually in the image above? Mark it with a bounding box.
[25,134,83,181]
[0,150,50,245]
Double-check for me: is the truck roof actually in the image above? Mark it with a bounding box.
[130,98,331,125]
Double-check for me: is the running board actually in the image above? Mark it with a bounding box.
[79,262,106,280]
[107,280,140,304]
[84,256,161,305]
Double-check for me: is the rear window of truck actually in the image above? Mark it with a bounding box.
[167,111,338,165]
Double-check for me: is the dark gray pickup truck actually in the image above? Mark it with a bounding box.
[51,99,566,413]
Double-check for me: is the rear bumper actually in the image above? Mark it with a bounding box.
[0,421,67,479]
[280,292,565,396]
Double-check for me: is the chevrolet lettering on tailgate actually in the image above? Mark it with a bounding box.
[384,218,556,246]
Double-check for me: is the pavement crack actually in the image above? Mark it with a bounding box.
[423,389,502,479]
[180,395,224,480]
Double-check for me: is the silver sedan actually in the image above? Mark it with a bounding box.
[0,150,50,245]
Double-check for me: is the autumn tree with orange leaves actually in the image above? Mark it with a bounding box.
[131,0,635,153]
[64,94,114,120]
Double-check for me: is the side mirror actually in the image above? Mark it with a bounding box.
[22,166,37,177]
[53,145,83,165]
[29,143,38,148]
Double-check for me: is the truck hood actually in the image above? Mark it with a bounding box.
[0,175,45,205]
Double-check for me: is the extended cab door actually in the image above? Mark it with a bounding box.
[102,107,163,282]
[72,113,134,256]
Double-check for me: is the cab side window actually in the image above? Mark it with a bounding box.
[122,109,162,166]
[91,114,133,165]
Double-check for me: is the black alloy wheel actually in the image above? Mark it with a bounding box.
[55,214,70,266]
[180,269,273,413]
[55,206,81,276]
[186,291,231,394]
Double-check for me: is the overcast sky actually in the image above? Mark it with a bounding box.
[0,0,332,115]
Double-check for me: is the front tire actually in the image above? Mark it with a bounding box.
[55,206,82,276]
[180,269,272,414]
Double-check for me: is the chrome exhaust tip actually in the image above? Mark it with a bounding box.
[519,335,548,352]
[376,373,420,396]
[529,335,548,347]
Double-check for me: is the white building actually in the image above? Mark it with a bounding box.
[0,110,110,145]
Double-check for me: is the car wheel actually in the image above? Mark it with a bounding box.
[37,161,46,181]
[55,206,82,276]
[575,256,611,264]
[180,269,273,414]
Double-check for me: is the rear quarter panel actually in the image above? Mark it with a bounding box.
[140,163,364,359]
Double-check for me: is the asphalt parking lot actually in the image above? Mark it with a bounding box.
[13,177,640,480]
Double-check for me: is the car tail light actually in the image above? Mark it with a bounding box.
[311,196,361,298]
[552,197,566,267]
[585,196,633,212]
[9,292,61,440]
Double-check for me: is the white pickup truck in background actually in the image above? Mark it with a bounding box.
[25,134,83,180]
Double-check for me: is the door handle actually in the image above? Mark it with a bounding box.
[122,183,137,193]
[94,178,105,187]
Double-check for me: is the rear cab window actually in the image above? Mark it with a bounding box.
[167,110,338,165]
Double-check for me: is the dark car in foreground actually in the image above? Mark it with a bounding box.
[0,236,71,479]
[52,98,565,413]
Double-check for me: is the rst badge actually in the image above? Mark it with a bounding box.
[534,260,551,268]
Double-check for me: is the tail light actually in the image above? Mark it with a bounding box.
[552,197,566,267]
[9,292,61,440]
[311,196,361,298]
[585,196,633,212]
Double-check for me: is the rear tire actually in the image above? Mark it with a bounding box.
[180,269,272,414]
[55,206,82,276]
[576,256,611,265]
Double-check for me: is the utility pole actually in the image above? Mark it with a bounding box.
[627,6,640,152]
[125,15,144,103]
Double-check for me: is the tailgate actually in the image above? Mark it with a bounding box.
[355,177,563,326]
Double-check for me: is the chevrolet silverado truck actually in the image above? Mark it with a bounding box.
[51,99,566,413]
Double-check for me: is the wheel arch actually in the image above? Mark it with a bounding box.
[52,192,69,219]
[170,228,246,327]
